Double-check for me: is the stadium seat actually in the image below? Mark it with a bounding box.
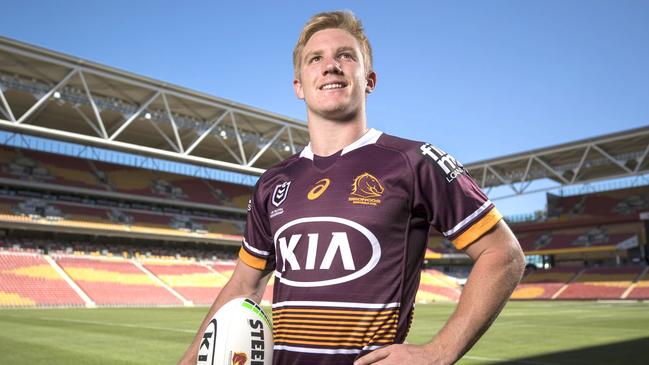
[0,252,85,306]
[558,266,645,300]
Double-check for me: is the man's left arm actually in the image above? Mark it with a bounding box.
[355,220,525,365]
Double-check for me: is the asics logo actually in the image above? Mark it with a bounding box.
[307,178,330,200]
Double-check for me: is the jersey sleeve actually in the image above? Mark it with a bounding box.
[411,142,502,250]
[238,179,275,270]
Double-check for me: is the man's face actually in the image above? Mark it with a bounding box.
[294,28,375,122]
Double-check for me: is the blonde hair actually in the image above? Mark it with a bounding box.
[293,11,373,79]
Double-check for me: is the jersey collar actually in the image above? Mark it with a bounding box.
[299,128,383,160]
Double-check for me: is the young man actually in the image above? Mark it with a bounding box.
[180,11,524,365]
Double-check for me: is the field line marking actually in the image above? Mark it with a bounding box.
[2,314,195,333]
[464,355,561,365]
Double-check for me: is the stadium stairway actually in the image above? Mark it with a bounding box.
[55,256,184,306]
[621,266,649,300]
[142,260,227,305]
[132,260,192,306]
[511,267,581,300]
[0,252,85,307]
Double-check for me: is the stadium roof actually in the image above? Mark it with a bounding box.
[1,37,647,193]
[464,125,649,198]
[0,36,309,176]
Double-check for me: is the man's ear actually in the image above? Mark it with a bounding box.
[366,71,377,94]
[293,78,305,100]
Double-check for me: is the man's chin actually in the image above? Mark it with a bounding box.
[313,108,359,123]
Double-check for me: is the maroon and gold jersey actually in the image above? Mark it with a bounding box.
[239,129,501,365]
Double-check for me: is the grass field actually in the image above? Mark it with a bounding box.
[1,301,648,364]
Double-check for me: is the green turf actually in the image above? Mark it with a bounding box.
[1,301,648,364]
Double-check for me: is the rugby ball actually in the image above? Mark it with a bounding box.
[197,297,273,365]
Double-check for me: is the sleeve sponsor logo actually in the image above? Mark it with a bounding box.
[420,143,465,183]
[348,172,384,206]
[271,181,291,207]
[307,178,331,200]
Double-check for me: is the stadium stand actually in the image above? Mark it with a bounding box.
[3,142,649,308]
[142,260,226,305]
[558,266,645,300]
[0,145,253,210]
[0,251,84,306]
[511,267,581,300]
[416,269,462,302]
[20,148,106,190]
[55,256,182,306]
[625,267,649,299]
[548,186,649,219]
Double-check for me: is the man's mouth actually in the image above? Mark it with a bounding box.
[319,82,347,90]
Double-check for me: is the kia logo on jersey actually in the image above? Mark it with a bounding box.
[272,181,291,207]
[273,216,381,287]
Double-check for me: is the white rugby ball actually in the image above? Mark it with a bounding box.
[197,297,273,365]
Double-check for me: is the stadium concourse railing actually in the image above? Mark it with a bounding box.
[0,250,463,308]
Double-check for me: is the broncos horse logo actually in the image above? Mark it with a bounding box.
[231,352,247,365]
[351,172,384,198]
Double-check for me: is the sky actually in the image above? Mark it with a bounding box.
[1,1,648,216]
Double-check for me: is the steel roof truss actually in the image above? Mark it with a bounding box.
[533,156,570,184]
[247,126,287,167]
[0,84,15,122]
[109,90,160,141]
[480,166,487,188]
[270,146,285,162]
[591,144,632,174]
[216,134,243,165]
[0,102,8,121]
[287,127,296,154]
[571,146,591,184]
[162,93,184,153]
[78,71,107,138]
[184,110,230,155]
[147,115,180,153]
[520,157,534,183]
[230,112,248,165]
[487,165,519,194]
[634,143,649,173]
[16,68,78,124]
[72,106,103,138]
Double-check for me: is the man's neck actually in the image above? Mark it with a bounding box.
[306,113,368,157]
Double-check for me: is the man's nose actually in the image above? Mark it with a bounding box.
[323,58,343,75]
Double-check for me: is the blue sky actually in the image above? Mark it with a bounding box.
[2,1,648,215]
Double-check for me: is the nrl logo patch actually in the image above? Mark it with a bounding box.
[348,172,384,206]
[272,181,291,207]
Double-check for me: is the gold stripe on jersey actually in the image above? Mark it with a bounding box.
[238,247,267,270]
[453,208,503,250]
[273,306,398,349]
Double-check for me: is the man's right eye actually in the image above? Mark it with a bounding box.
[309,56,322,64]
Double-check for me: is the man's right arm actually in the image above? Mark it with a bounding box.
[177,260,272,365]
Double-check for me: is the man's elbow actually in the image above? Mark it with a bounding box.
[506,239,526,286]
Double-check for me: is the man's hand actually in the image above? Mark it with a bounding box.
[354,343,447,365]
[177,260,270,365]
